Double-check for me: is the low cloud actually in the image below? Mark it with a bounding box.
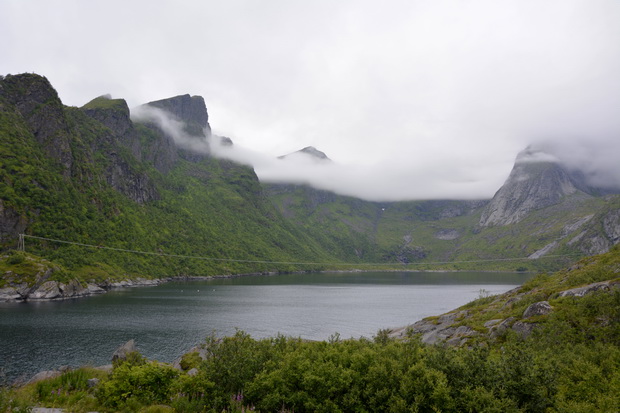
[211,138,506,201]
[131,105,211,155]
[5,0,619,200]
[134,103,620,201]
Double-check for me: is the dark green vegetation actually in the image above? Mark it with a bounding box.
[1,72,620,288]
[4,246,619,412]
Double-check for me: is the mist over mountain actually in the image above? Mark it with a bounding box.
[1,72,619,283]
[480,146,620,227]
[278,146,331,162]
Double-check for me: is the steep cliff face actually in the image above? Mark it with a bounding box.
[479,148,590,226]
[570,204,620,255]
[146,94,211,137]
[79,97,159,203]
[0,74,73,177]
[132,94,215,168]
[82,95,142,160]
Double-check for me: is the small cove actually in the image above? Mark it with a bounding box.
[0,271,531,382]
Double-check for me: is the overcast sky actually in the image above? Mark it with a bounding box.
[2,0,619,201]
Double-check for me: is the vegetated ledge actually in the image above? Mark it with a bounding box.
[0,251,284,302]
[389,246,620,346]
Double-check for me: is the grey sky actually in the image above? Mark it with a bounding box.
[2,0,619,200]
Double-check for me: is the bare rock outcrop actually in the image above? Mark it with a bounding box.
[390,310,478,345]
[558,280,620,297]
[479,147,588,227]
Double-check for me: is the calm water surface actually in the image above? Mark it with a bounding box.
[0,271,530,382]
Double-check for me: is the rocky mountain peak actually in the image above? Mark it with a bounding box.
[479,147,588,226]
[146,94,211,137]
[278,146,331,162]
[82,95,132,135]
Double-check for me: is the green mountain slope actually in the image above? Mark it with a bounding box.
[0,73,343,283]
[267,181,620,271]
[1,72,619,287]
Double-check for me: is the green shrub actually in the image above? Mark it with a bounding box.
[179,351,202,371]
[96,361,179,409]
[6,251,25,265]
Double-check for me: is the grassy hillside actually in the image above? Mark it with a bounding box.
[267,183,618,272]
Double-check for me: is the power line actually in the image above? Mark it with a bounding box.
[20,234,582,267]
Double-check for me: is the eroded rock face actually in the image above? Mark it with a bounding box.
[480,166,574,226]
[603,210,620,244]
[104,152,160,204]
[29,281,62,300]
[0,74,73,177]
[577,209,620,255]
[82,96,142,161]
[479,147,588,227]
[147,94,211,136]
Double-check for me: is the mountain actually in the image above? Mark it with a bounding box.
[278,146,331,162]
[266,156,620,270]
[0,73,345,283]
[1,72,619,287]
[480,147,592,226]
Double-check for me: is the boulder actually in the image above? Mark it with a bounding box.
[489,317,516,339]
[29,281,62,300]
[0,287,21,301]
[60,279,89,297]
[112,339,137,363]
[512,321,536,338]
[522,301,553,318]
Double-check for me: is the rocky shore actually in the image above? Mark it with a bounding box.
[0,276,164,301]
[389,279,620,345]
[0,257,279,302]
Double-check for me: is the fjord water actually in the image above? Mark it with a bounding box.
[0,271,529,382]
